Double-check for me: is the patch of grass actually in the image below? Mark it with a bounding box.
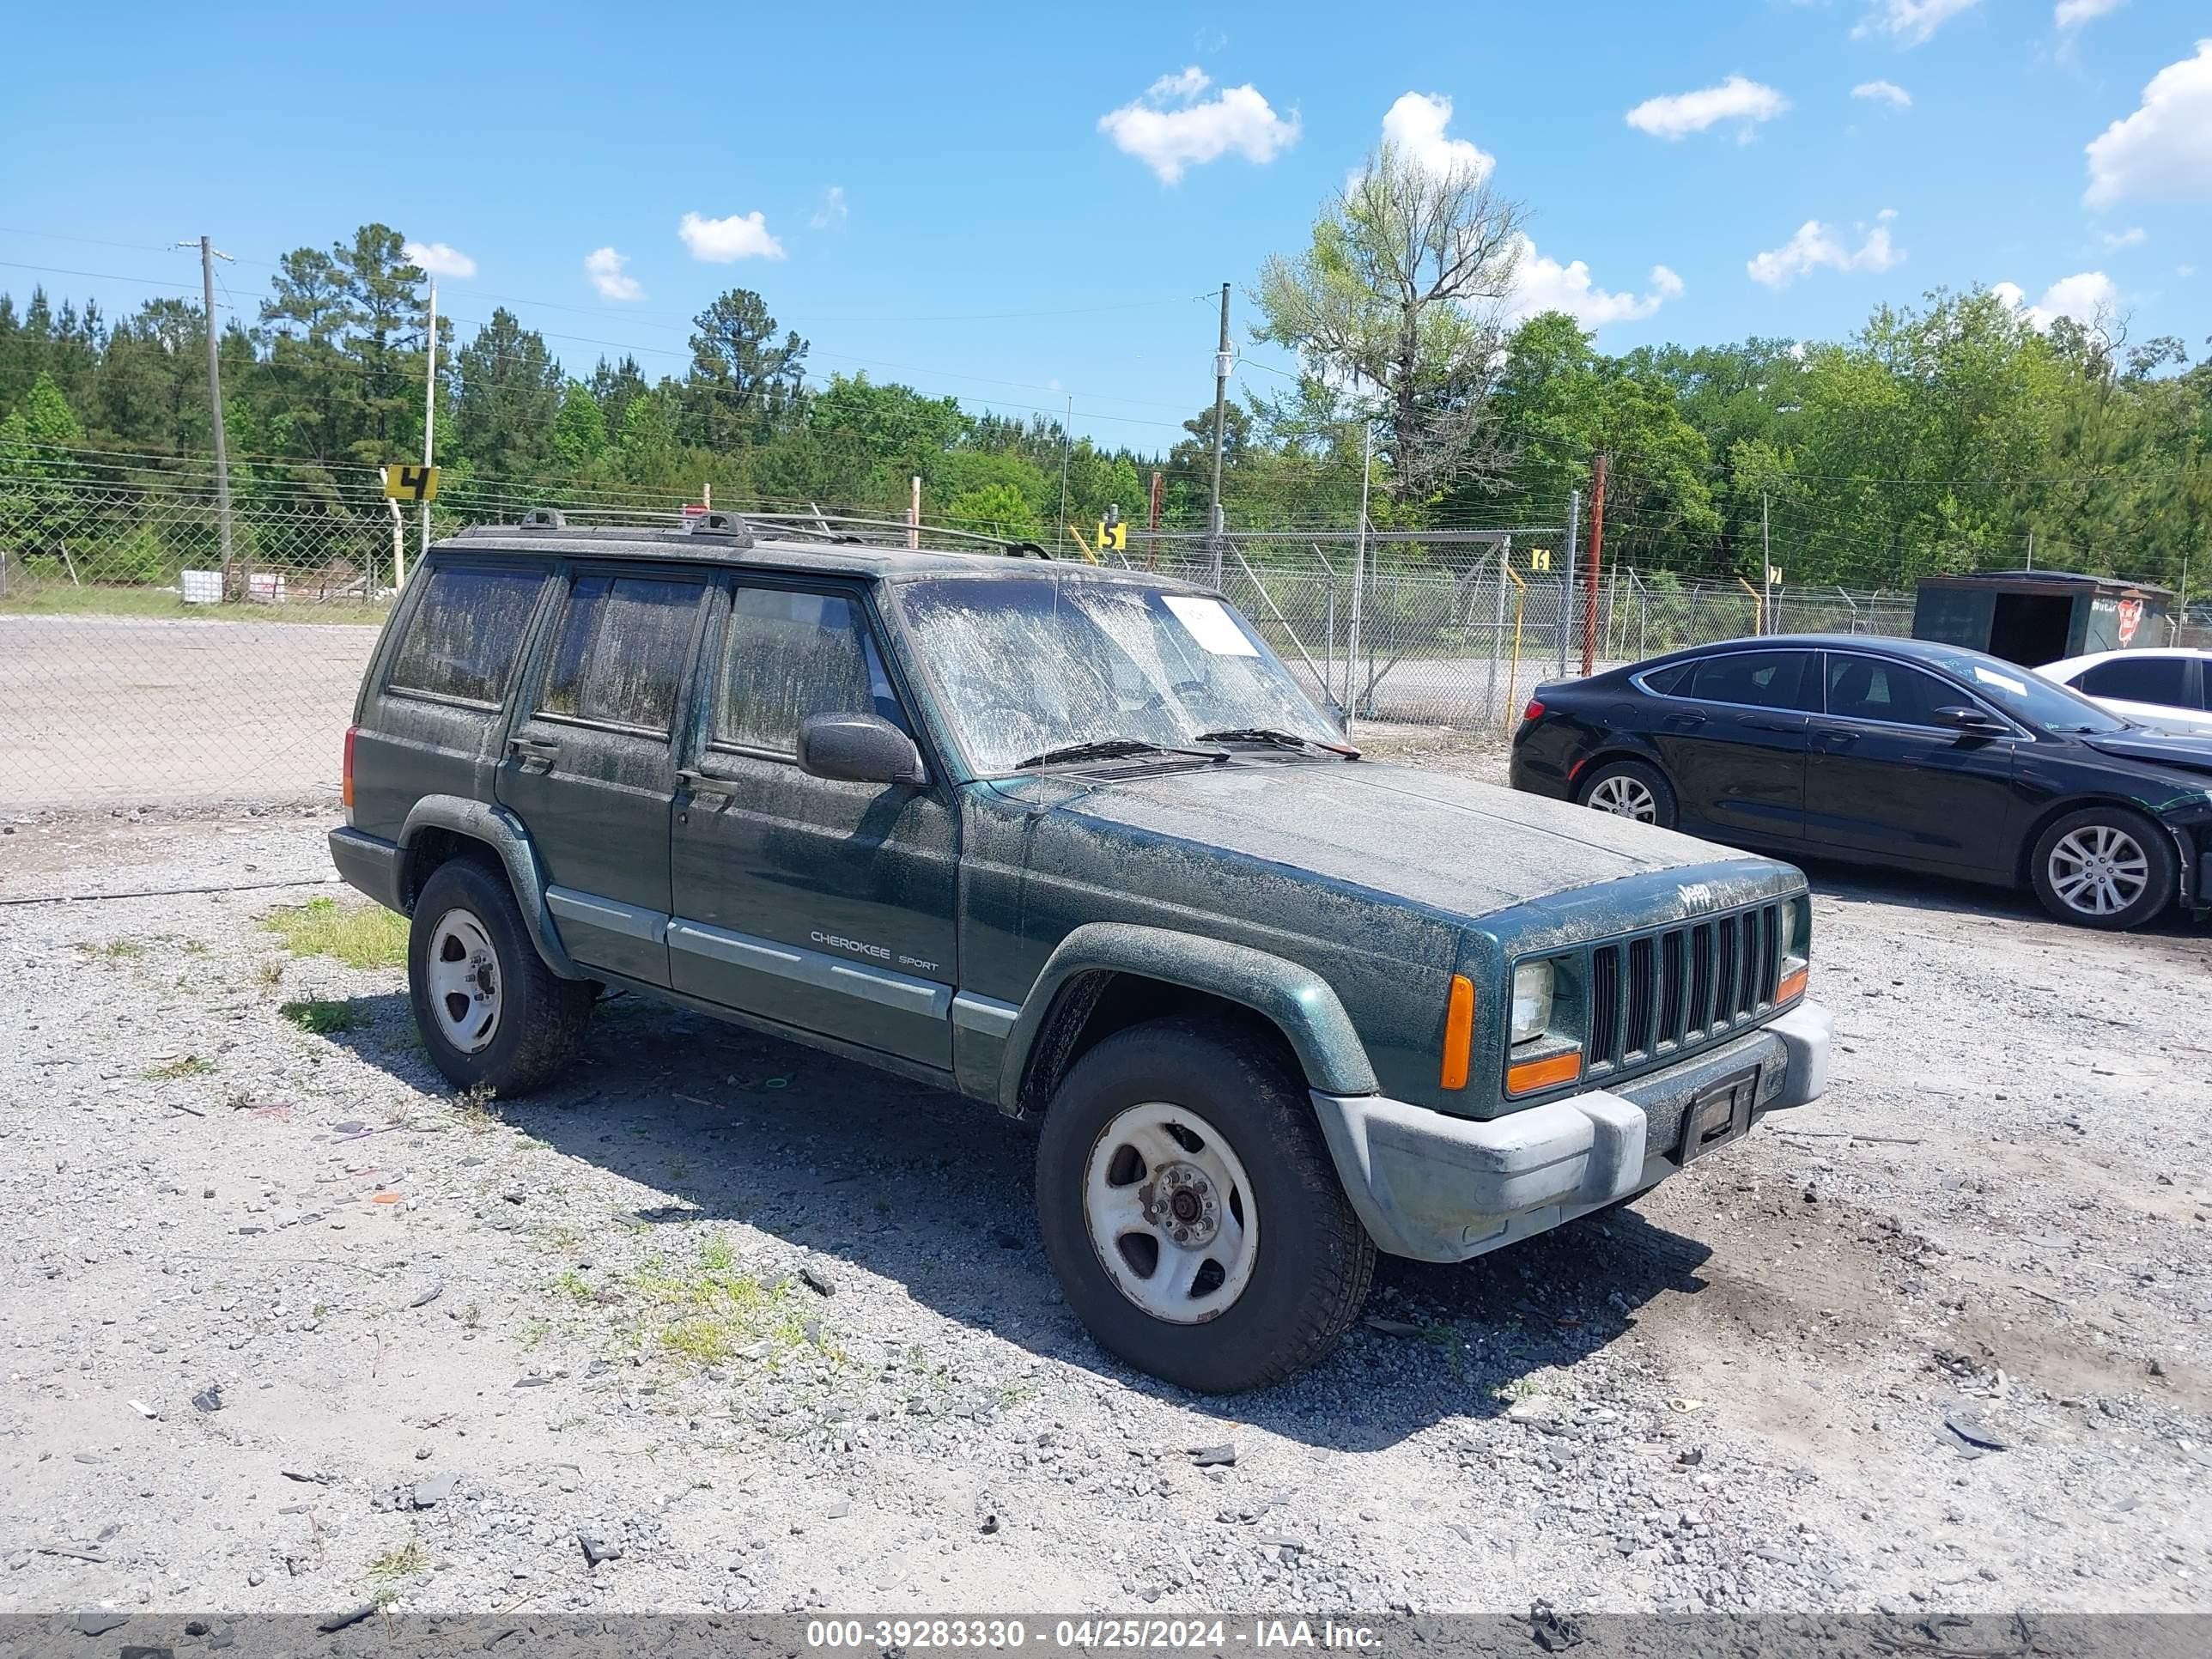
[142,1054,215,1081]
[554,1270,595,1304]
[262,896,407,970]
[625,1238,815,1370]
[282,997,362,1036]
[0,584,392,627]
[258,960,284,989]
[451,1082,500,1129]
[368,1541,430,1582]
[76,939,147,960]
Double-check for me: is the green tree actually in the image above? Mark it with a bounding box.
[944,482,1040,540]
[453,308,562,477]
[548,380,610,474]
[683,289,807,451]
[1254,138,1526,501]
[616,387,683,486]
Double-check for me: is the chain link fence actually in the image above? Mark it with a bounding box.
[0,455,2194,811]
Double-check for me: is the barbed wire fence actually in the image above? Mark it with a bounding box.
[0,451,2202,812]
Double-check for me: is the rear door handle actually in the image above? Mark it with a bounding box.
[1812,729,1857,750]
[508,737,560,761]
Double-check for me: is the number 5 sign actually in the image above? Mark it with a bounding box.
[383,464,441,503]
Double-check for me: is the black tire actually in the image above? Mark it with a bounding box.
[1577,757,1678,830]
[1035,1017,1376,1394]
[407,857,595,1096]
[2027,805,2177,931]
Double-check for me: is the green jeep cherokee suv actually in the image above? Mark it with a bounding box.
[330,512,1832,1393]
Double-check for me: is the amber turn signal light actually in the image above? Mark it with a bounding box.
[1440,974,1476,1090]
[1778,965,1808,1003]
[1506,1050,1582,1096]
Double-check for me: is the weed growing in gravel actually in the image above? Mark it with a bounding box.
[142,1054,215,1081]
[258,960,283,988]
[623,1237,815,1369]
[368,1541,429,1585]
[262,896,407,969]
[450,1083,500,1129]
[282,998,362,1036]
[76,939,147,960]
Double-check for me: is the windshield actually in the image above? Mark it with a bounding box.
[893,575,1346,773]
[1919,646,2130,734]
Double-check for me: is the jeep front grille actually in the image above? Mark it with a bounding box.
[1582,901,1783,1080]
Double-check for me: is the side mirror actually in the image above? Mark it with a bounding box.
[796,713,925,786]
[1933,705,2007,736]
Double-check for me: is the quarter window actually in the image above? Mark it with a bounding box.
[386,565,544,704]
[2078,656,2189,708]
[1685,650,1809,710]
[1822,655,1955,726]
[716,586,908,755]
[539,574,704,734]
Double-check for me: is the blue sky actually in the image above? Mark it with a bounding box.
[2,1,2206,449]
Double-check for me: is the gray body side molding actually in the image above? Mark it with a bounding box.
[398,795,586,980]
[994,921,1378,1114]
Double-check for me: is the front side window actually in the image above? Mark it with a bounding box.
[893,574,1343,773]
[1686,650,1808,710]
[1916,646,2125,734]
[2079,656,2189,708]
[1822,655,1954,726]
[387,564,544,704]
[539,574,704,734]
[715,586,908,754]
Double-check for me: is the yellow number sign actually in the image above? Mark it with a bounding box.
[1096,520,1127,552]
[1529,548,1552,573]
[384,465,441,503]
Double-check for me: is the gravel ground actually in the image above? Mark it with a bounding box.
[2,773,2209,1622]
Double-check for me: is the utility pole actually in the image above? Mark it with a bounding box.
[1582,455,1607,677]
[1207,282,1231,587]
[1346,419,1374,726]
[416,279,437,582]
[1559,489,1580,679]
[1761,490,1771,636]
[1055,393,1072,556]
[2026,530,2034,572]
[179,236,236,595]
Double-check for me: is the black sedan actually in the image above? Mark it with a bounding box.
[1510,634,2212,930]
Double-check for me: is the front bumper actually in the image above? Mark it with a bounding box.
[1312,1000,1832,1262]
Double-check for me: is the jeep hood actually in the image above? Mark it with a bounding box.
[989,761,1779,920]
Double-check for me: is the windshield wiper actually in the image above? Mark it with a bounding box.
[1012,736,1229,769]
[1194,726,1362,758]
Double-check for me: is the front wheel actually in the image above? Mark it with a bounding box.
[1035,1018,1376,1394]
[2028,807,2176,930]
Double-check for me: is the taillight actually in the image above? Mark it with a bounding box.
[1522,699,1546,723]
[342,724,358,817]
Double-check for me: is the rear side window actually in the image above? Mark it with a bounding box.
[716,586,909,755]
[2079,655,2189,708]
[1686,650,1808,710]
[539,574,706,734]
[386,565,544,704]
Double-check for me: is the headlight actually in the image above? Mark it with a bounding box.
[1510,960,1554,1045]
[1778,902,1800,963]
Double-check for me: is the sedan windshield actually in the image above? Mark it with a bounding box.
[893,575,1347,773]
[1917,647,2130,735]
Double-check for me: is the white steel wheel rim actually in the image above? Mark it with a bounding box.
[425,907,503,1054]
[1082,1102,1259,1326]
[1589,774,1658,822]
[2048,824,2150,917]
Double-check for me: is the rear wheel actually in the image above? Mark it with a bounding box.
[1035,1018,1375,1394]
[2028,806,2175,930]
[1578,758,1678,830]
[408,858,595,1095]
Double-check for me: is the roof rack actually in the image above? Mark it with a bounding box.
[739,513,1051,559]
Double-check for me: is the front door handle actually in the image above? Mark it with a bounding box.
[1743,718,1802,734]
[678,766,734,797]
[1812,729,1858,750]
[508,737,560,762]
[1662,712,1707,732]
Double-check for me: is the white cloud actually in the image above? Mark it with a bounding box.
[2056,0,2124,27]
[678,210,787,263]
[1508,236,1683,329]
[1747,210,1905,288]
[1853,0,1978,47]
[1625,76,1790,141]
[1995,270,2119,329]
[403,240,476,279]
[1851,80,1913,109]
[583,246,642,301]
[2084,41,2212,209]
[1097,66,1299,183]
[809,185,848,230]
[1379,92,1497,183]
[2100,225,2147,248]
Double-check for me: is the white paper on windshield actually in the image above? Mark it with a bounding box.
[1163,594,1259,657]
[1972,665,2027,697]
